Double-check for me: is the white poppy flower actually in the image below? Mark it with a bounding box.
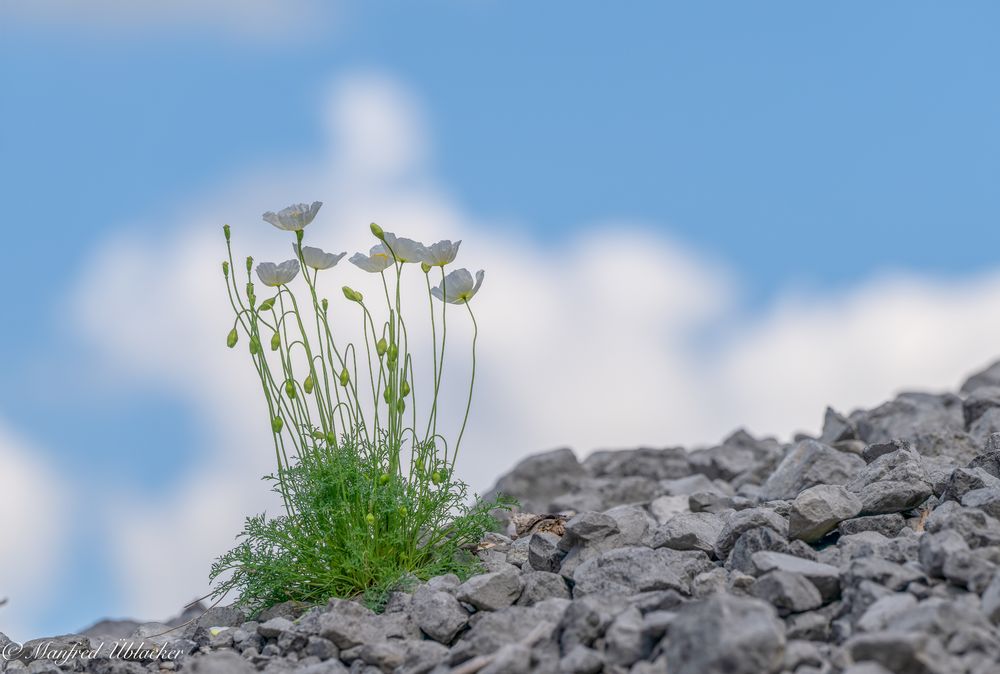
[431,268,485,304]
[382,232,428,263]
[349,244,393,273]
[256,259,301,286]
[262,202,322,231]
[293,243,346,270]
[420,239,461,267]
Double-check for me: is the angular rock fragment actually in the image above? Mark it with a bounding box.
[788,484,862,542]
[761,439,865,501]
[750,570,822,615]
[662,595,786,674]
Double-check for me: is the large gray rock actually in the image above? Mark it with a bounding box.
[572,547,689,598]
[584,446,691,480]
[527,531,563,572]
[750,570,822,616]
[452,600,568,661]
[846,446,932,514]
[961,486,1000,519]
[456,569,523,611]
[925,500,1000,548]
[649,512,723,555]
[761,439,865,501]
[410,587,468,644]
[487,447,586,512]
[837,513,906,538]
[939,465,1000,501]
[961,360,1000,394]
[788,484,862,542]
[750,551,841,602]
[661,595,786,674]
[715,508,788,560]
[853,392,964,444]
[516,571,570,605]
[918,529,969,577]
[845,631,957,674]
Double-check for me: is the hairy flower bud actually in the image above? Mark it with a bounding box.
[376,338,388,357]
[342,286,363,303]
[321,298,329,313]
[400,380,410,397]
[325,431,337,445]
[431,470,442,485]
[270,332,281,351]
[226,327,239,348]
[370,222,385,239]
[246,256,253,274]
[271,416,284,433]
[397,399,406,414]
[398,506,408,517]
[223,224,231,242]
[249,336,261,355]
[383,387,391,403]
[303,374,314,394]
[365,513,375,526]
[222,261,230,277]
[421,262,431,274]
[379,473,391,485]
[339,368,350,387]
[285,379,296,399]
[259,297,275,311]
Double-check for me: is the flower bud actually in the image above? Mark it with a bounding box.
[223,224,231,242]
[222,261,230,277]
[339,368,350,387]
[285,380,297,399]
[325,431,337,445]
[321,298,329,313]
[376,338,388,357]
[245,281,254,298]
[249,336,261,355]
[271,416,284,433]
[421,262,431,274]
[400,380,410,397]
[226,327,239,348]
[365,513,376,526]
[270,332,281,351]
[259,297,275,311]
[303,374,314,394]
[370,222,385,239]
[383,387,391,403]
[342,286,363,303]
[398,506,408,517]
[397,399,406,414]
[379,473,391,485]
[388,344,399,361]
[246,256,253,274]
[431,470,442,485]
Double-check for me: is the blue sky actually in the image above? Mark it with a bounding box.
[3,0,1000,641]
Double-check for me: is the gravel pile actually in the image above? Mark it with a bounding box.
[9,361,1000,673]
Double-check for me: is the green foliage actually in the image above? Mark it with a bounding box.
[212,205,513,614]
[210,437,514,615]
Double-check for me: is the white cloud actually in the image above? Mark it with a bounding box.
[0,423,68,642]
[60,71,1000,624]
[0,0,334,39]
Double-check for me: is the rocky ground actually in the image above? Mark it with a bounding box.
[9,363,1000,674]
